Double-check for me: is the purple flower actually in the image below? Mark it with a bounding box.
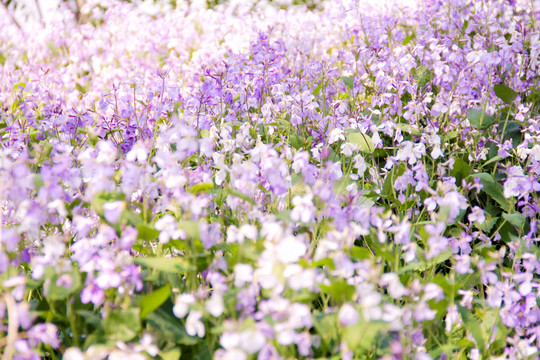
[28,323,60,349]
[425,222,449,259]
[200,221,222,249]
[1,228,19,252]
[80,282,105,306]
[467,206,485,224]
[0,252,9,275]
[103,201,125,223]
[414,302,436,322]
[13,340,40,360]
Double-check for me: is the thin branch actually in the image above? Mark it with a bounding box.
[1,293,19,360]
[34,0,44,24]
[0,0,23,31]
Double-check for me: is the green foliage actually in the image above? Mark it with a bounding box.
[140,284,172,319]
[467,109,494,130]
[134,257,194,274]
[493,84,517,105]
[346,130,375,154]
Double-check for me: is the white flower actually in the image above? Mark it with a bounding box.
[155,214,185,244]
[239,224,257,241]
[205,293,224,317]
[216,349,247,360]
[47,199,68,218]
[186,310,205,338]
[63,348,84,360]
[340,142,358,156]
[173,294,195,318]
[328,128,345,144]
[379,273,406,299]
[134,333,159,357]
[234,264,253,287]
[288,303,312,329]
[338,303,359,326]
[394,141,426,165]
[239,328,266,354]
[423,283,444,301]
[215,169,227,186]
[126,141,148,163]
[290,193,315,223]
[353,154,367,176]
[431,146,443,159]
[283,264,315,290]
[530,145,540,162]
[275,236,307,263]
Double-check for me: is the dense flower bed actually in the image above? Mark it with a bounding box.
[1,0,540,358]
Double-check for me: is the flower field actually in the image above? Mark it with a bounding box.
[1,0,540,358]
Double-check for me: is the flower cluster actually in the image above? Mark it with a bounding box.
[0,0,539,359]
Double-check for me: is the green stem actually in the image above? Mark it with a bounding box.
[67,299,80,347]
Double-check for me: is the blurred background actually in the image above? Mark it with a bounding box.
[0,0,332,28]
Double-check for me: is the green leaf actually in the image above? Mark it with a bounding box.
[470,173,512,212]
[290,133,304,150]
[146,308,199,345]
[178,220,200,239]
[398,250,452,274]
[0,53,6,66]
[357,195,375,208]
[493,84,517,105]
[402,34,414,45]
[136,224,159,241]
[457,305,485,350]
[91,191,126,218]
[187,183,214,195]
[382,162,406,198]
[313,312,339,350]
[47,268,81,301]
[160,348,181,360]
[310,257,336,270]
[312,82,323,97]
[345,130,375,154]
[502,212,525,230]
[467,109,494,130]
[442,130,459,143]
[430,344,459,359]
[397,123,420,136]
[140,284,172,319]
[103,308,141,342]
[477,216,499,233]
[193,343,213,360]
[33,174,44,191]
[414,66,434,88]
[76,82,90,94]
[343,317,388,352]
[502,121,523,144]
[278,117,293,130]
[483,155,503,167]
[14,82,26,91]
[350,246,373,260]
[341,76,354,90]
[134,256,194,274]
[452,158,472,185]
[319,280,355,304]
[223,187,256,205]
[121,209,143,227]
